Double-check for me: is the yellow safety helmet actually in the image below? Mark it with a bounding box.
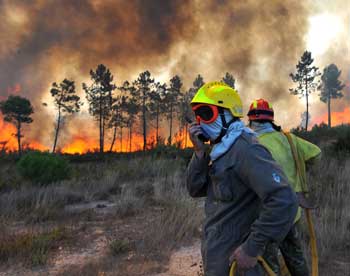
[191,81,243,118]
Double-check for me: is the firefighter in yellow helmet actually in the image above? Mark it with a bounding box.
[186,82,298,276]
[248,98,321,276]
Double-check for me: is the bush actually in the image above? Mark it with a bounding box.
[332,127,350,154]
[292,123,350,146]
[109,238,130,256]
[17,151,71,185]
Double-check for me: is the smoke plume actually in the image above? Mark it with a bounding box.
[0,0,348,149]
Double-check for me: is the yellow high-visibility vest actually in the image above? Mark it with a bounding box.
[257,131,321,221]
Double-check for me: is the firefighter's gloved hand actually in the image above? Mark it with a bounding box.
[189,123,206,158]
[230,245,257,271]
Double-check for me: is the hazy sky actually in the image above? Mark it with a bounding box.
[0,0,349,149]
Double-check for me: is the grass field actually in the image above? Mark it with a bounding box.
[0,129,349,275]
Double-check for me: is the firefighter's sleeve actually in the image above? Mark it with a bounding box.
[186,153,210,197]
[238,144,298,257]
[295,135,321,164]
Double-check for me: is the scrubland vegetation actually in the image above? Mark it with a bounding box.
[0,125,349,275]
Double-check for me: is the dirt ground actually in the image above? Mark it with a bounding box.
[0,199,203,276]
[1,201,349,276]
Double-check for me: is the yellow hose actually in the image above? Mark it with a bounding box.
[283,131,319,276]
[229,256,276,276]
[305,209,319,276]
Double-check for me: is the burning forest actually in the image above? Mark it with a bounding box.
[0,0,349,153]
[1,2,350,276]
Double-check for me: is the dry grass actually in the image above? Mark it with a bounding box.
[0,225,69,266]
[306,157,350,262]
[140,200,202,258]
[0,156,185,221]
[0,155,199,274]
[1,151,348,275]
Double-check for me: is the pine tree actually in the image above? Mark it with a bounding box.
[83,64,116,153]
[108,95,128,152]
[179,74,205,147]
[132,71,154,151]
[49,79,82,153]
[119,81,139,152]
[290,51,320,130]
[318,64,345,127]
[126,97,139,152]
[149,82,166,145]
[222,72,235,89]
[164,75,182,145]
[0,95,34,154]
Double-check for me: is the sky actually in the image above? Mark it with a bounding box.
[0,0,349,151]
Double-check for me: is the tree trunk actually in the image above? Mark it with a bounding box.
[156,104,159,145]
[52,107,61,153]
[169,102,173,145]
[129,123,132,152]
[109,125,117,152]
[102,116,105,153]
[120,126,123,152]
[17,119,21,155]
[185,123,188,148]
[328,92,331,127]
[142,93,147,151]
[99,95,103,153]
[305,79,309,131]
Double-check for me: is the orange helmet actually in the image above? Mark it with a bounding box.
[247,99,274,121]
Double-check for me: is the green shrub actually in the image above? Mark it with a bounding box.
[17,151,71,185]
[292,123,350,146]
[332,127,350,154]
[109,238,130,256]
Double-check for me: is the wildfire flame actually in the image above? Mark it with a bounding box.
[174,126,192,149]
[60,135,98,154]
[313,107,350,126]
[0,115,191,154]
[0,114,48,152]
[60,130,166,154]
[0,114,17,151]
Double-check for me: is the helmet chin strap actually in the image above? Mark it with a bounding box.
[212,107,237,145]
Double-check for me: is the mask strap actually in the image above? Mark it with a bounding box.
[212,108,237,144]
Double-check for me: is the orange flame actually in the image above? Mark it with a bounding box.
[61,135,98,154]
[0,115,48,152]
[1,83,48,152]
[313,107,350,126]
[0,118,192,154]
[61,131,163,154]
[0,114,18,151]
[174,126,192,148]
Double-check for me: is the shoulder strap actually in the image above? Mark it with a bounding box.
[283,132,301,176]
[283,131,308,192]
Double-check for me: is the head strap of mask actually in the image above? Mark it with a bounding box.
[212,107,237,144]
[249,120,282,132]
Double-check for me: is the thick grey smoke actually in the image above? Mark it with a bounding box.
[0,0,347,148]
